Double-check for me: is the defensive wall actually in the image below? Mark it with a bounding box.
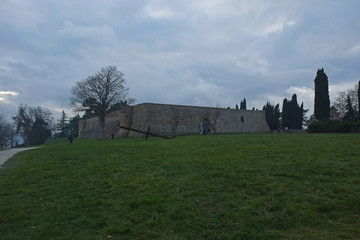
[78,103,270,138]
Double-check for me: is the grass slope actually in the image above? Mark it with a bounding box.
[0,134,360,239]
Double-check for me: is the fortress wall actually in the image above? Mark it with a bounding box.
[78,111,123,139]
[125,103,269,137]
[78,103,270,139]
[79,117,101,139]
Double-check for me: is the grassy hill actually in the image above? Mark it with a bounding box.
[0,134,359,239]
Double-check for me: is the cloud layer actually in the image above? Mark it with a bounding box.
[1,0,359,119]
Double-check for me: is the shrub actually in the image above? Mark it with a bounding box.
[308,120,360,133]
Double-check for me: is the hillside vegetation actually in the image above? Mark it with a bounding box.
[0,134,360,239]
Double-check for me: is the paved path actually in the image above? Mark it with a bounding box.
[0,147,39,168]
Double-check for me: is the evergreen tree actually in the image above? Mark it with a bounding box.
[263,102,280,130]
[56,110,69,138]
[235,104,239,110]
[289,94,298,128]
[282,94,305,129]
[344,95,355,121]
[240,98,247,110]
[282,99,290,129]
[314,68,330,120]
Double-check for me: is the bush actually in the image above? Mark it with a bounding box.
[308,120,360,133]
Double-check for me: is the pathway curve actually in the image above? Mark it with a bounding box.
[0,147,39,168]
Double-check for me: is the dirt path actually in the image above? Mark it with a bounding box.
[0,147,39,168]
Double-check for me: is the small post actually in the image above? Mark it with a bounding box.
[145,125,151,140]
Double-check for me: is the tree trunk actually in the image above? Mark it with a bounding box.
[100,119,106,139]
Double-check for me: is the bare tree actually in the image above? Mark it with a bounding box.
[211,102,222,134]
[0,112,15,148]
[171,109,181,136]
[70,66,133,138]
[332,84,359,120]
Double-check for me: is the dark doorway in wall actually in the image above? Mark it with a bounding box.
[202,118,211,134]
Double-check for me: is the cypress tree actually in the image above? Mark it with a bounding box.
[289,94,298,129]
[282,94,305,129]
[263,102,280,130]
[282,99,289,129]
[240,98,247,110]
[314,68,330,120]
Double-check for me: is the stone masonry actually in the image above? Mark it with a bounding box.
[78,103,270,138]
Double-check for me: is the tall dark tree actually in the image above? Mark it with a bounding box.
[263,102,280,130]
[282,99,290,129]
[0,112,15,148]
[13,105,53,146]
[55,110,69,138]
[68,114,80,138]
[240,98,247,110]
[70,66,134,138]
[314,68,330,120]
[31,118,52,145]
[282,94,304,129]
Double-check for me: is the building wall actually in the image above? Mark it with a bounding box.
[78,103,270,138]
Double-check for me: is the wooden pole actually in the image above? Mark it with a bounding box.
[145,125,151,140]
[118,125,175,139]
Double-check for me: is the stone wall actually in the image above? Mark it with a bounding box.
[78,103,270,138]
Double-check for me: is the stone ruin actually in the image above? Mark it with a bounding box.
[78,103,270,138]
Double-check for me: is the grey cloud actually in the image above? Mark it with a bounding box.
[1,0,360,120]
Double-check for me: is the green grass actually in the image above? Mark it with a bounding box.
[0,134,360,239]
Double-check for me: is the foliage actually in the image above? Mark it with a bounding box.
[308,120,360,133]
[69,66,134,138]
[314,68,330,120]
[12,104,53,146]
[331,83,359,120]
[80,108,96,120]
[240,98,247,110]
[263,102,280,130]
[0,113,15,148]
[282,94,304,129]
[31,119,52,145]
[55,110,69,138]
[344,95,356,121]
[1,134,360,239]
[107,100,132,114]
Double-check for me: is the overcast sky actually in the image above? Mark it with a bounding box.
[1,0,360,120]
